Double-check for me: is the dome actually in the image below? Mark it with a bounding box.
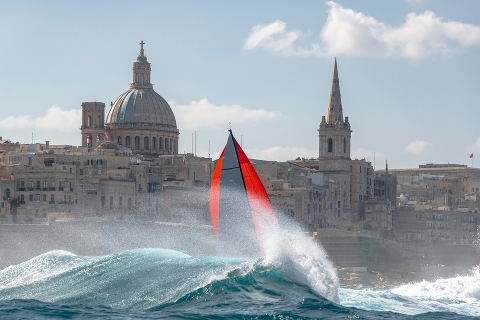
[106,88,177,129]
[102,41,179,156]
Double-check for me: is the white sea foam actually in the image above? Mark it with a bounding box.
[261,220,340,303]
[340,270,480,317]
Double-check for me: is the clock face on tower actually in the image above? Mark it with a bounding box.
[326,161,332,169]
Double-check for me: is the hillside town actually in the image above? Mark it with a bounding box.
[1,44,479,279]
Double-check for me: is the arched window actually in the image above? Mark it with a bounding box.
[144,136,149,149]
[86,135,92,146]
[159,137,163,149]
[136,73,138,82]
[343,138,346,153]
[141,73,144,83]
[5,188,10,199]
[170,138,173,153]
[152,137,156,149]
[165,138,168,151]
[96,134,101,143]
[328,138,333,152]
[98,116,101,125]
[125,136,131,148]
[87,115,92,126]
[117,136,122,145]
[135,136,140,149]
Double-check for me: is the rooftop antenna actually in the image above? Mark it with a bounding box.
[208,140,210,158]
[194,131,197,157]
[191,133,193,154]
[31,132,33,144]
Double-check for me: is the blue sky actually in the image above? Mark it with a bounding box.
[0,0,479,169]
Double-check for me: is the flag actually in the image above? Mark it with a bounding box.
[470,153,474,158]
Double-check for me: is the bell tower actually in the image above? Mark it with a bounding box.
[80,102,105,150]
[318,59,352,221]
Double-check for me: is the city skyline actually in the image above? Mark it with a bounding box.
[0,0,479,169]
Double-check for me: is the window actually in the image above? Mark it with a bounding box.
[165,138,168,151]
[43,194,46,201]
[125,136,131,148]
[50,194,54,202]
[144,136,149,149]
[110,196,113,209]
[128,198,132,209]
[159,138,163,149]
[152,137,156,149]
[36,181,41,189]
[87,115,92,126]
[117,136,122,144]
[119,197,123,208]
[328,138,333,152]
[101,196,105,208]
[29,194,33,201]
[135,136,140,149]
[343,138,346,153]
[80,169,83,175]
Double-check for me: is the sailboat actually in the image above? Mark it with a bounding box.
[210,130,277,256]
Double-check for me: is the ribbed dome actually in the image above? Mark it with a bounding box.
[106,88,177,129]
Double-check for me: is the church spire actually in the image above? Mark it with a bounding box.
[326,58,343,124]
[131,40,153,89]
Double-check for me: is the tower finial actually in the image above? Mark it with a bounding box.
[139,40,145,56]
[326,58,343,124]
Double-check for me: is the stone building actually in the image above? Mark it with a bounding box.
[318,59,352,222]
[81,41,179,157]
[350,159,373,222]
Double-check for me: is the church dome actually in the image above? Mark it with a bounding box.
[103,41,179,156]
[106,88,177,129]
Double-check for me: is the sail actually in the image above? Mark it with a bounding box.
[210,130,277,256]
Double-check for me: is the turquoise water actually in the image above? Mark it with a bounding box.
[0,247,479,319]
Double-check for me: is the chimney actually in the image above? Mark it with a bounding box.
[46,141,50,149]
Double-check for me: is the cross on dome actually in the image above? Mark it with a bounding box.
[139,40,145,56]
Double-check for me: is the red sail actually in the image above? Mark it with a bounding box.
[209,149,225,238]
[233,139,277,236]
[209,130,277,255]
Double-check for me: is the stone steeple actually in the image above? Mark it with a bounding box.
[130,40,153,89]
[326,58,343,124]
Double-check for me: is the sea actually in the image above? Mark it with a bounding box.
[0,227,479,319]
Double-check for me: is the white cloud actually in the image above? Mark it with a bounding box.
[0,106,82,133]
[169,98,278,131]
[244,20,321,56]
[405,140,431,155]
[244,1,480,60]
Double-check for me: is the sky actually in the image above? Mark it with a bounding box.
[0,0,479,169]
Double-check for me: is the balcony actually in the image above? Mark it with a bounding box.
[18,201,25,205]
[58,201,74,205]
[58,187,64,191]
[49,187,55,191]
[18,187,26,191]
[28,187,34,191]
